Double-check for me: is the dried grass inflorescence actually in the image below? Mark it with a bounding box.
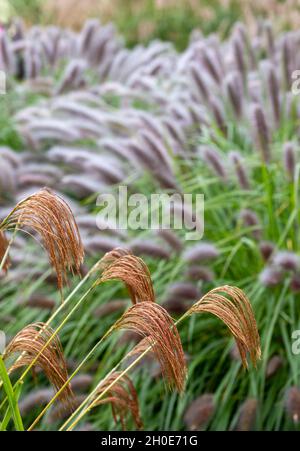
[93,372,143,430]
[0,230,10,272]
[3,322,74,406]
[113,302,187,392]
[0,188,84,291]
[189,286,261,367]
[97,250,155,304]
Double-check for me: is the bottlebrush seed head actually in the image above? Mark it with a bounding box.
[251,103,271,163]
[283,142,296,181]
[272,251,300,272]
[259,266,283,287]
[259,241,276,261]
[184,394,215,431]
[285,387,300,424]
[229,151,250,189]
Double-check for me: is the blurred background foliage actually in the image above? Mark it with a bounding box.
[1,0,300,50]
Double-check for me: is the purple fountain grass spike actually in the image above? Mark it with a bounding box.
[77,214,126,238]
[108,49,130,80]
[283,142,296,181]
[17,173,56,189]
[130,239,171,260]
[248,72,263,104]
[285,387,300,424]
[126,141,158,172]
[17,163,64,180]
[0,29,16,74]
[233,22,256,70]
[290,273,300,293]
[189,103,209,128]
[161,116,186,148]
[162,294,194,315]
[272,251,300,272]
[166,282,200,301]
[88,24,115,66]
[184,394,215,431]
[169,102,192,127]
[202,147,227,181]
[19,294,56,310]
[70,374,93,393]
[19,388,54,416]
[206,34,225,75]
[189,63,210,102]
[0,146,21,168]
[259,266,283,287]
[40,34,56,65]
[266,355,283,379]
[60,174,105,199]
[84,236,123,256]
[157,229,183,252]
[265,21,275,57]
[47,395,86,425]
[139,128,173,166]
[251,103,271,163]
[185,265,215,282]
[259,241,276,262]
[266,63,281,126]
[183,243,219,263]
[0,157,17,196]
[82,155,125,185]
[229,151,250,190]
[68,118,105,139]
[208,97,227,136]
[11,17,25,42]
[232,37,246,82]
[24,119,81,143]
[105,142,144,173]
[93,300,127,318]
[48,145,93,166]
[239,209,261,240]
[139,111,166,141]
[234,399,258,431]
[225,72,244,119]
[282,35,293,90]
[201,47,221,84]
[24,48,42,80]
[56,59,86,94]
[78,19,101,56]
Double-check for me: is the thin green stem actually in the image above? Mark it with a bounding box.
[0,356,24,431]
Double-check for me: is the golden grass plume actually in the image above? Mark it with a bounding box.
[189,285,261,367]
[0,230,10,272]
[0,188,84,291]
[93,372,143,430]
[113,302,187,392]
[3,322,74,406]
[97,249,155,304]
